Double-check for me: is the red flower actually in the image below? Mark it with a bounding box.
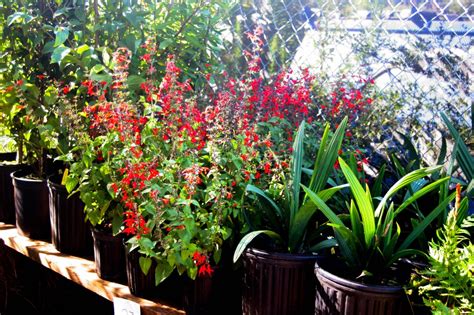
[198,264,213,277]
[263,163,271,174]
[193,251,207,266]
[141,53,152,63]
[63,86,70,94]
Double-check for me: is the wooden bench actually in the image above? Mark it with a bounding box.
[0,222,185,315]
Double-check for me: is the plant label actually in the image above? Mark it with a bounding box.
[113,297,141,315]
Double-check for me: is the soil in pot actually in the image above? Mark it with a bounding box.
[0,153,22,224]
[242,247,320,315]
[91,227,126,283]
[314,259,411,315]
[11,169,50,241]
[48,175,93,257]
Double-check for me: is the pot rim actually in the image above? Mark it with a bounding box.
[315,261,403,294]
[47,174,67,191]
[11,169,46,183]
[245,247,322,261]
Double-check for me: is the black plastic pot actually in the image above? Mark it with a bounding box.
[47,175,93,257]
[183,275,214,315]
[242,248,320,315]
[0,153,22,224]
[91,227,126,282]
[124,245,157,297]
[11,169,50,241]
[314,261,409,315]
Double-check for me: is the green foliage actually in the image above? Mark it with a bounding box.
[233,117,348,260]
[304,158,451,282]
[0,0,231,174]
[441,112,474,198]
[411,211,474,313]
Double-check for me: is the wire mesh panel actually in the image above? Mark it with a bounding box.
[220,0,473,165]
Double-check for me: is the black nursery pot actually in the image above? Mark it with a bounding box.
[242,248,320,315]
[124,245,157,297]
[314,260,409,315]
[183,274,214,315]
[91,227,126,283]
[0,152,22,224]
[47,175,93,257]
[11,169,51,241]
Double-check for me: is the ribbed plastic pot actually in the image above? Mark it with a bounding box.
[183,275,214,315]
[0,153,22,224]
[47,175,93,257]
[314,261,408,315]
[242,248,320,315]
[91,227,126,282]
[11,169,50,241]
[124,245,157,297]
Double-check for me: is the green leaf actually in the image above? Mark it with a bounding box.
[233,230,282,263]
[456,197,469,226]
[372,164,387,197]
[339,158,375,248]
[90,64,105,74]
[54,26,69,47]
[102,48,111,67]
[398,192,455,251]
[332,226,362,269]
[309,238,337,252]
[155,261,173,285]
[301,185,344,226]
[308,117,348,194]
[51,46,71,64]
[139,256,152,275]
[290,121,305,226]
[398,132,421,170]
[386,249,426,267]
[112,212,123,235]
[289,184,348,251]
[436,137,447,168]
[77,44,90,55]
[441,112,473,181]
[44,86,58,105]
[246,184,282,221]
[349,200,363,246]
[7,12,33,26]
[383,222,401,259]
[375,165,442,218]
[394,177,450,216]
[90,73,112,84]
[159,39,173,50]
[65,177,79,193]
[127,75,145,91]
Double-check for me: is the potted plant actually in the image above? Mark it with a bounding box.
[409,186,473,313]
[303,157,456,314]
[1,7,68,240]
[0,135,22,224]
[108,55,230,305]
[61,48,141,280]
[232,117,348,315]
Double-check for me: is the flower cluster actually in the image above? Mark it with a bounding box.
[66,28,382,282]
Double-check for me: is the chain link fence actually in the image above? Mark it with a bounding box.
[220,0,473,166]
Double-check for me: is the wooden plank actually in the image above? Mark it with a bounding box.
[0,223,185,315]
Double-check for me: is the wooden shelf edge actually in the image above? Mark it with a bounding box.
[0,223,185,315]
